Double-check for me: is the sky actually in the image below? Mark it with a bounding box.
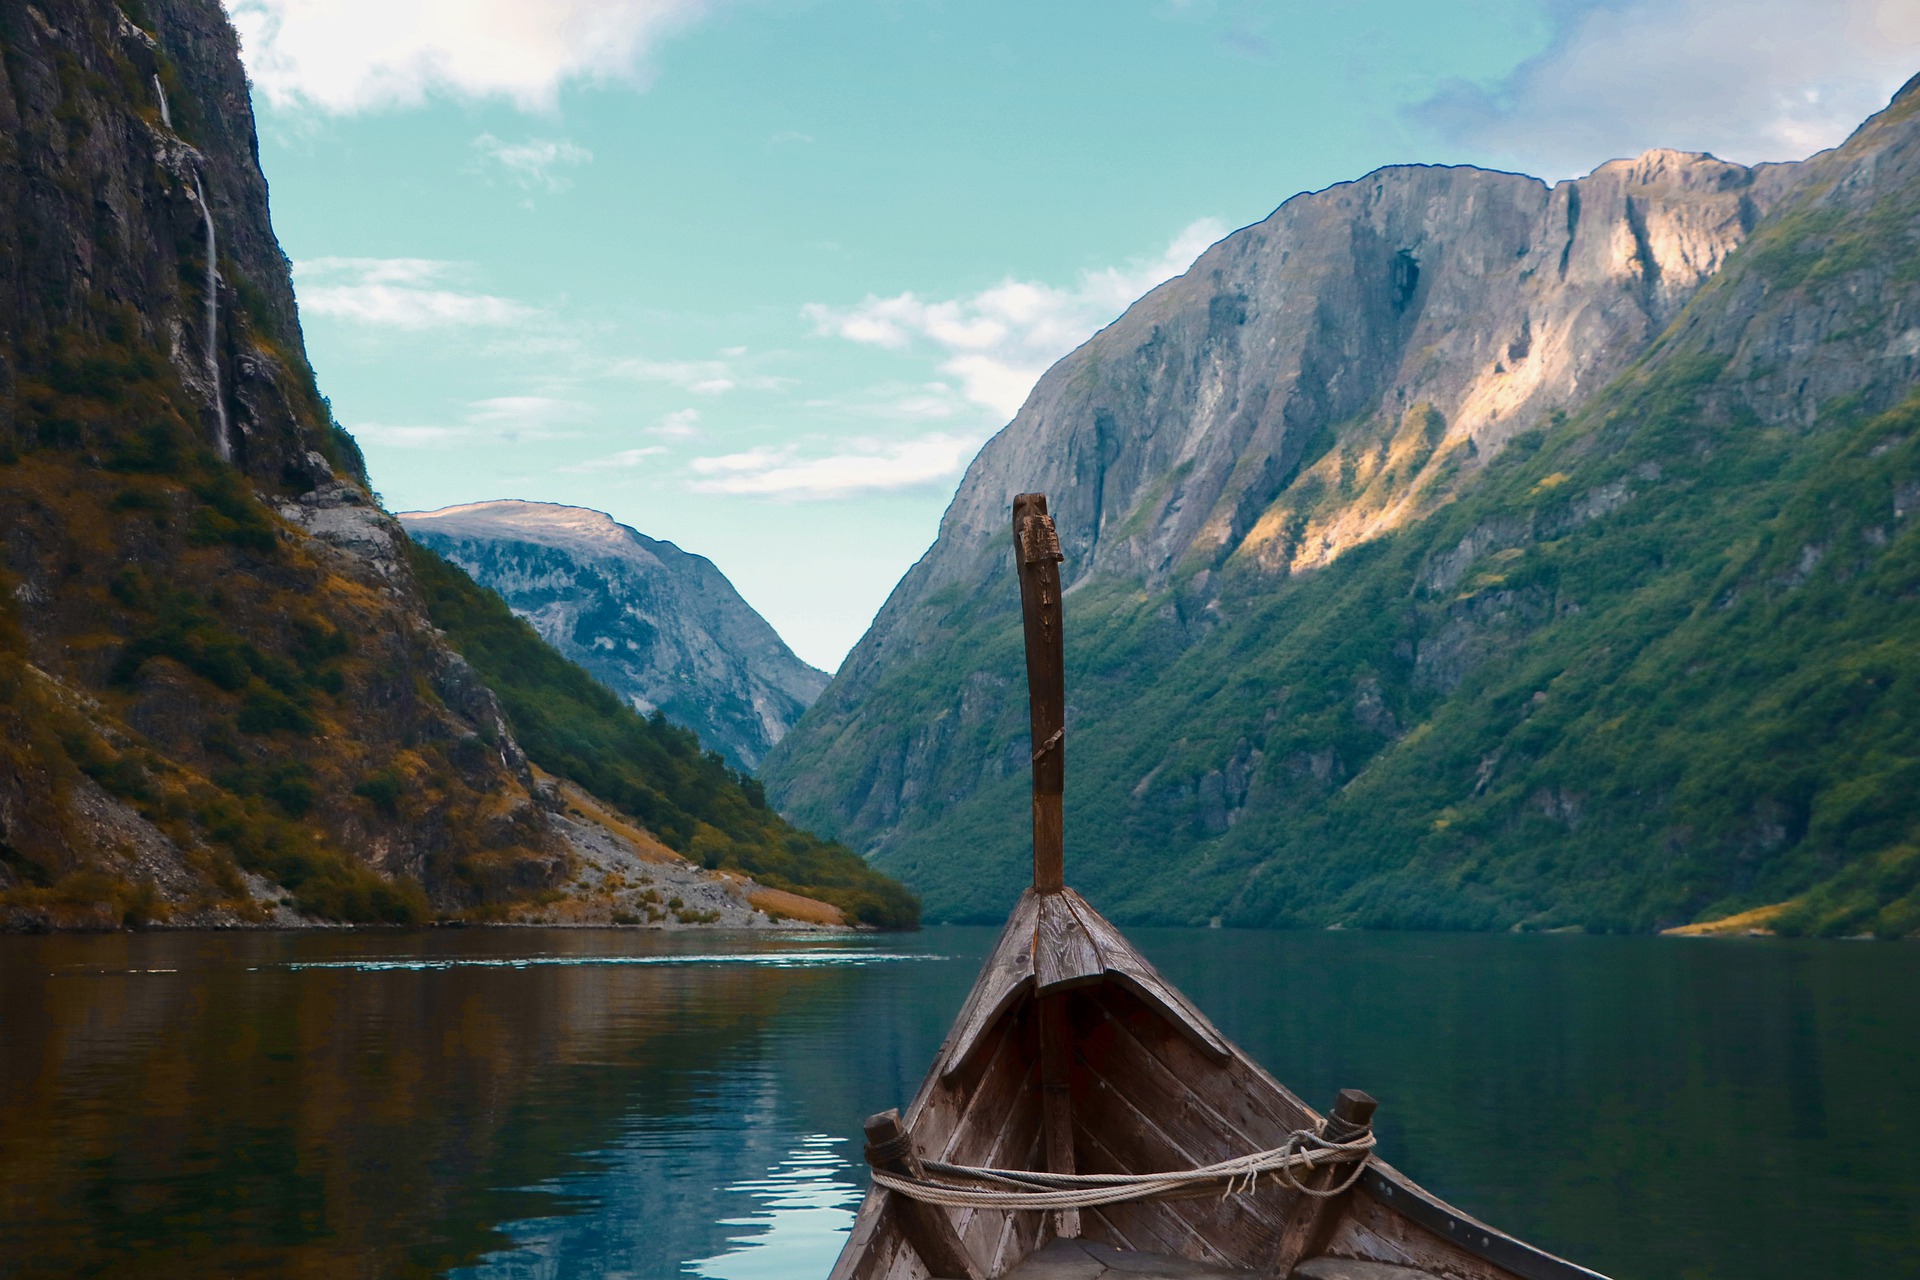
[230,0,1920,670]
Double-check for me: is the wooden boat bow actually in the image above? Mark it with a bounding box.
[830,492,1610,1280]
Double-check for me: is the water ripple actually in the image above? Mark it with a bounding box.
[276,951,946,973]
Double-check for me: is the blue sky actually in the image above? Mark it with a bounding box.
[230,0,1919,669]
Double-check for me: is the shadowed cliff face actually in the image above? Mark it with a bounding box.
[766,80,1920,935]
[0,0,567,924]
[402,502,828,772]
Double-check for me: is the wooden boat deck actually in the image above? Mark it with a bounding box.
[999,1237,1253,1279]
[1001,1239,1448,1280]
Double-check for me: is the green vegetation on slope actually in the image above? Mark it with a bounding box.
[405,543,919,928]
[0,315,564,927]
[770,90,1920,938]
[798,369,1920,939]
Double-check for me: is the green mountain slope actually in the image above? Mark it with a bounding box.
[767,81,1920,938]
[406,545,919,928]
[0,0,915,932]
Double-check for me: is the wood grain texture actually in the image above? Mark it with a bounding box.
[1263,1091,1376,1277]
[1038,992,1082,1238]
[940,891,1039,1081]
[1036,891,1105,992]
[1013,492,1066,893]
[865,1110,984,1280]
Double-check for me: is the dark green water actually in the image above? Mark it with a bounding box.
[0,927,1913,1279]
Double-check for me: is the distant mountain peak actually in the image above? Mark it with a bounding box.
[401,499,654,557]
[400,500,825,771]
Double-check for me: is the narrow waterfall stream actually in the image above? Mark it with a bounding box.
[152,74,170,127]
[191,173,231,461]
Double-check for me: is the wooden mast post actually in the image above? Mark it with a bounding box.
[1013,492,1066,894]
[1013,491,1079,1239]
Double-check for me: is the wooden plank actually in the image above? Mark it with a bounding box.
[918,982,1023,1147]
[939,1000,1036,1164]
[829,1190,895,1280]
[865,1110,985,1280]
[877,1232,928,1280]
[1324,1194,1512,1280]
[1068,1004,1275,1265]
[1089,984,1317,1142]
[1038,991,1082,1239]
[954,1056,1041,1263]
[1083,1204,1140,1255]
[939,1002,1042,1268]
[1067,894,1232,1061]
[1004,1238,1262,1280]
[1336,1169,1612,1280]
[1263,1090,1376,1277]
[1072,1112,1219,1261]
[1034,891,1104,993]
[1065,991,1294,1239]
[996,1118,1051,1275]
[939,891,1038,1081]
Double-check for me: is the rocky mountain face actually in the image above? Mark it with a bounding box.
[0,0,574,924]
[0,0,892,931]
[764,80,1920,937]
[401,501,827,771]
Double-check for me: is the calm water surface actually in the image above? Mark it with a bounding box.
[0,926,1914,1279]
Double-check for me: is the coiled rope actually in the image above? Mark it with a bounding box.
[869,1128,1375,1210]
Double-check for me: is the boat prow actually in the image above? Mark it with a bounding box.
[829,494,1610,1280]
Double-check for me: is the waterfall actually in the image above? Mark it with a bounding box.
[192,173,231,461]
[152,74,170,127]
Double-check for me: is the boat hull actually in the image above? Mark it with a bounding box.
[830,890,1606,1280]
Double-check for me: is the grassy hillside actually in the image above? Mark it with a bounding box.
[0,343,555,926]
[405,544,919,928]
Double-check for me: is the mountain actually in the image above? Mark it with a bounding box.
[763,80,1920,938]
[400,501,827,771]
[0,0,912,930]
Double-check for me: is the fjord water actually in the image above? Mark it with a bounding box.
[1,928,1913,1280]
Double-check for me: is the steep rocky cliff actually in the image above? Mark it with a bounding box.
[0,0,905,930]
[401,501,827,771]
[764,80,1920,937]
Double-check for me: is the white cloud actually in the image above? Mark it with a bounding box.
[345,396,585,449]
[1410,0,1920,177]
[224,0,714,113]
[294,257,534,328]
[559,446,665,472]
[349,423,469,448]
[465,395,586,438]
[687,432,983,500]
[803,218,1226,421]
[801,382,967,423]
[610,354,793,395]
[646,408,703,439]
[473,134,593,191]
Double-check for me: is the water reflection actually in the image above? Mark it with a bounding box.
[1,927,1914,1280]
[685,1135,862,1280]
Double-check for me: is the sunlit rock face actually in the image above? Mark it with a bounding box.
[765,80,1920,930]
[865,151,1792,666]
[402,501,827,771]
[805,150,1796,736]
